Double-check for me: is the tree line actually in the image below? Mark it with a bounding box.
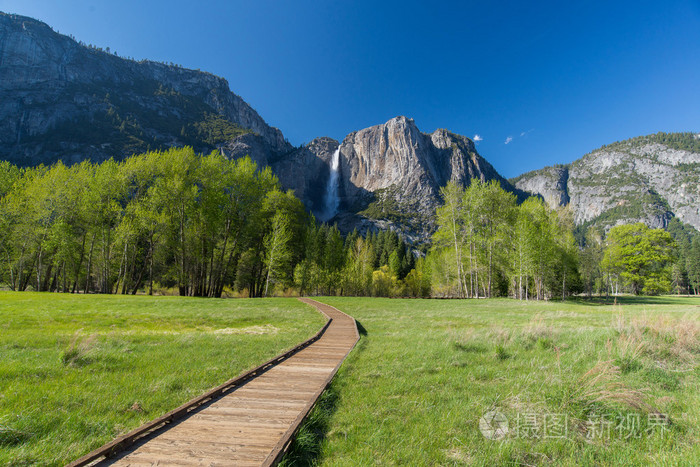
[0,149,696,299]
[429,180,578,299]
[0,149,417,298]
[0,148,306,297]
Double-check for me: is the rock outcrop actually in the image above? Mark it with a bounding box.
[339,116,513,213]
[272,137,339,216]
[226,116,517,240]
[0,12,291,164]
[511,166,569,209]
[512,135,700,231]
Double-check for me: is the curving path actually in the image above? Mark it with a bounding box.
[69,298,358,467]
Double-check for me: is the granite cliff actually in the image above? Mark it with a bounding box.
[511,133,700,231]
[1,12,515,241]
[226,116,519,241]
[4,12,697,242]
[0,12,291,165]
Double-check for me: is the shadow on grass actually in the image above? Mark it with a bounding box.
[280,320,365,466]
[568,295,699,306]
[279,383,339,466]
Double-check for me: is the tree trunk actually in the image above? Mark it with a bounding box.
[84,232,97,294]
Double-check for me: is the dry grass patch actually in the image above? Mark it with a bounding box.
[569,360,651,412]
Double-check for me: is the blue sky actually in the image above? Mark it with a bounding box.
[1,0,698,177]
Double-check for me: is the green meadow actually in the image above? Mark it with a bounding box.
[286,296,700,466]
[0,293,324,466]
[2,293,699,466]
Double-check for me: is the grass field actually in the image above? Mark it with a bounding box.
[291,296,700,466]
[0,293,325,466]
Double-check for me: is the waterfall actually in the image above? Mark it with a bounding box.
[322,148,340,221]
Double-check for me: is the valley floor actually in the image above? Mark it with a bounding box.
[287,296,700,466]
[0,293,324,466]
[2,294,699,466]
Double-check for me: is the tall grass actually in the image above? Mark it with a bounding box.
[0,293,324,466]
[305,296,700,466]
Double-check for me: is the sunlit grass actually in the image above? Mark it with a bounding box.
[0,292,324,466]
[306,296,700,466]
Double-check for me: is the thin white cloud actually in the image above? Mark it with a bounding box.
[520,131,526,137]
[505,136,513,145]
[473,134,483,142]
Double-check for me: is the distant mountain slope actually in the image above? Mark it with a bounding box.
[0,12,291,165]
[511,132,700,231]
[7,12,697,243]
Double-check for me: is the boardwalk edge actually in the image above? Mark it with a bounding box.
[66,304,333,467]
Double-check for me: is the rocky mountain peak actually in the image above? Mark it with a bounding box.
[326,117,516,240]
[0,11,291,164]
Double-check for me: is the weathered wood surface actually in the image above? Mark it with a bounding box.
[68,298,358,467]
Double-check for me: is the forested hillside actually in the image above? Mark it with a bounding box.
[0,12,290,166]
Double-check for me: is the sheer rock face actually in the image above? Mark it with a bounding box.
[513,166,569,209]
[338,116,512,216]
[271,137,339,217]
[0,12,290,164]
[513,140,700,231]
[220,133,274,168]
[225,117,516,241]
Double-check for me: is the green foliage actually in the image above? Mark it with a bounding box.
[686,237,700,294]
[1,146,690,300]
[188,113,251,146]
[18,80,250,164]
[431,180,578,299]
[602,223,676,295]
[358,185,433,232]
[0,293,323,464]
[291,222,415,298]
[0,149,304,298]
[495,343,510,360]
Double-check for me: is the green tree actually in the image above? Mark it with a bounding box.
[263,212,292,297]
[686,237,700,295]
[602,223,676,295]
[579,228,604,297]
[434,182,465,297]
[343,237,374,296]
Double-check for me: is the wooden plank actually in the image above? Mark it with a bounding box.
[72,298,359,466]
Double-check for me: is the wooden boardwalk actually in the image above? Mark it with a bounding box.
[69,298,358,467]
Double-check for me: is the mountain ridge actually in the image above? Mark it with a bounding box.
[224,115,522,241]
[0,12,291,165]
[512,132,700,232]
[2,12,698,242]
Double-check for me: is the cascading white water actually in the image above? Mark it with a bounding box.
[322,148,340,221]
